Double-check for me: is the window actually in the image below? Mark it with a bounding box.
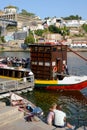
[53,47,56,51]
[45,47,51,52]
[39,62,43,65]
[52,62,56,66]
[45,62,50,66]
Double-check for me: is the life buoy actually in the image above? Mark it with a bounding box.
[53,66,57,72]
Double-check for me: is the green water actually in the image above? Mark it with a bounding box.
[21,89,87,127]
[1,89,87,128]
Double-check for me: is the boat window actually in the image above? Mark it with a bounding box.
[38,47,44,52]
[57,46,61,51]
[39,62,43,65]
[53,47,56,51]
[34,62,37,65]
[62,46,66,50]
[34,47,38,52]
[31,62,34,65]
[45,62,50,66]
[45,47,51,52]
[52,61,56,66]
[31,61,37,65]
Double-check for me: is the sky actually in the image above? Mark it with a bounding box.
[0,0,87,20]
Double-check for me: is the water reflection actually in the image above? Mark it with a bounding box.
[0,51,87,128]
[67,52,87,75]
[22,89,87,127]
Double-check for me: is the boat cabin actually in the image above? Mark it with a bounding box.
[29,42,67,80]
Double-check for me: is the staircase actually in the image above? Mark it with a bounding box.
[0,102,24,126]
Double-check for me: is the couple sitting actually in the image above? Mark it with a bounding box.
[47,103,75,129]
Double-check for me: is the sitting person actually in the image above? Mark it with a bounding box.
[47,106,54,125]
[47,103,75,129]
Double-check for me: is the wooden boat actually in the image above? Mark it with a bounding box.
[35,75,87,90]
[10,93,43,118]
[0,56,31,79]
[29,42,87,91]
[0,64,33,79]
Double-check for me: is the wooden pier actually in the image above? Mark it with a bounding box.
[0,75,34,99]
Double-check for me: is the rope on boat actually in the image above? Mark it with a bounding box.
[68,47,87,61]
[60,41,87,61]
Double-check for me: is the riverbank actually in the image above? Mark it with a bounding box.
[67,48,87,52]
[0,45,87,52]
[0,101,86,130]
[0,46,30,52]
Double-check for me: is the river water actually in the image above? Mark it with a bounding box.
[0,51,87,128]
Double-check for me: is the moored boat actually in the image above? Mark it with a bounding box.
[29,42,87,91]
[0,57,34,93]
[35,75,87,90]
[0,59,32,78]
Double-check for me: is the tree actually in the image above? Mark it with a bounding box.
[35,29,44,36]
[61,26,70,37]
[24,34,35,45]
[20,9,35,17]
[62,15,82,20]
[1,36,5,43]
[48,25,61,34]
[82,24,87,32]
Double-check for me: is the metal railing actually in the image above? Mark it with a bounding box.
[0,75,34,94]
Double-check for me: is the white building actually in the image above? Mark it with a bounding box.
[4,6,17,14]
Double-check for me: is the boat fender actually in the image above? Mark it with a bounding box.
[53,66,57,72]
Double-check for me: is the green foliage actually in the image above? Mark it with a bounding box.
[62,15,82,20]
[82,24,87,32]
[5,5,18,9]
[6,25,17,31]
[24,34,35,44]
[61,26,70,36]
[1,36,5,43]
[0,27,1,36]
[0,46,4,50]
[48,25,61,34]
[35,29,44,36]
[5,5,19,12]
[20,9,35,16]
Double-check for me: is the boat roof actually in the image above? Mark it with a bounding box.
[28,42,67,47]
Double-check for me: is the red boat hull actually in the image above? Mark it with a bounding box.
[35,80,87,91]
[46,81,87,90]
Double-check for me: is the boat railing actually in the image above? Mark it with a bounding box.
[0,75,34,94]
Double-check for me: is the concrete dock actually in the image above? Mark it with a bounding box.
[0,76,34,98]
[0,102,86,130]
